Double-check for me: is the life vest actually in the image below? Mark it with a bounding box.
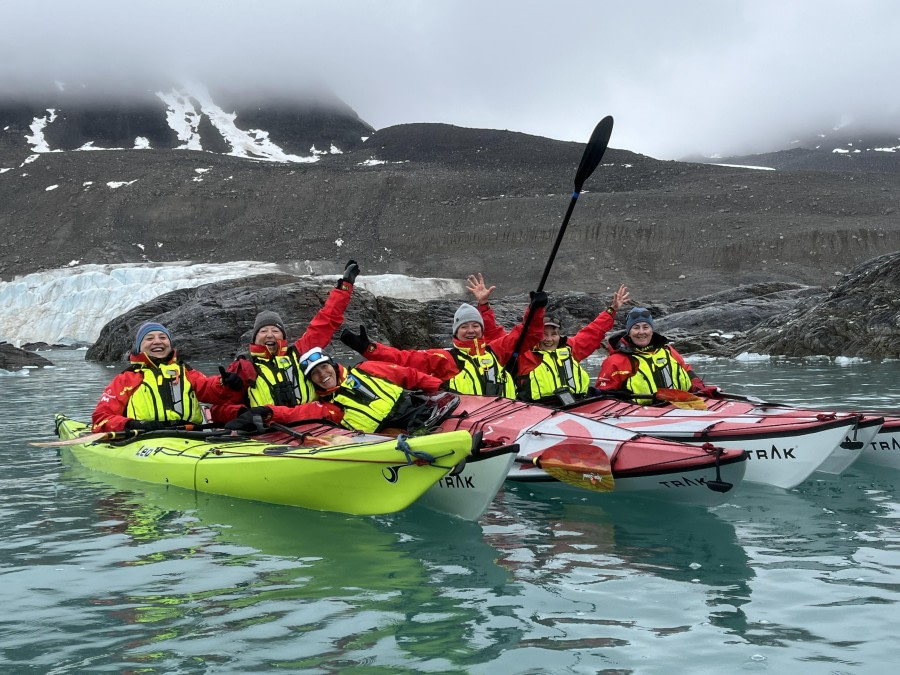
[247,352,317,407]
[625,346,693,400]
[522,346,590,402]
[447,347,517,398]
[124,361,204,424]
[332,367,406,433]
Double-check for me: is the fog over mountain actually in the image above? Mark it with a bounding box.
[1,1,898,309]
[2,0,899,160]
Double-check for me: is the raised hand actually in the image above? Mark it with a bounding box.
[610,284,630,311]
[342,260,360,284]
[466,273,495,305]
[340,325,372,354]
[529,290,549,309]
[219,366,245,391]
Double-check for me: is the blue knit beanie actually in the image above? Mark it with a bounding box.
[133,321,172,353]
[625,307,655,332]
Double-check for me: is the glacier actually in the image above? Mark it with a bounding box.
[0,263,465,347]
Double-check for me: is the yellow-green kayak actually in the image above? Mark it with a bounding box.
[52,415,473,515]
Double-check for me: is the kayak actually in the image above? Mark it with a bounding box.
[706,392,900,472]
[564,397,857,489]
[254,419,519,521]
[693,397,883,475]
[434,396,748,506]
[51,415,473,516]
[860,417,900,469]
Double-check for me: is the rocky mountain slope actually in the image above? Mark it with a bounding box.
[2,89,899,304]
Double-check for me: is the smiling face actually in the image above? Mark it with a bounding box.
[455,321,483,341]
[540,325,561,351]
[255,325,285,354]
[628,322,654,348]
[309,362,338,389]
[139,331,173,359]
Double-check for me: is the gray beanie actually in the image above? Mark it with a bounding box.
[452,303,484,336]
[625,307,655,332]
[252,310,287,343]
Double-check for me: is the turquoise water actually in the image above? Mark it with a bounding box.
[2,351,899,673]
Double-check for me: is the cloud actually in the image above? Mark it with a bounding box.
[1,0,898,159]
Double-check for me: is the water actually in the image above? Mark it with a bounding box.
[2,351,900,673]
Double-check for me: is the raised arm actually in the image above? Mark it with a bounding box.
[295,260,359,352]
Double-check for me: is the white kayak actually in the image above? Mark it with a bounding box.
[566,397,857,489]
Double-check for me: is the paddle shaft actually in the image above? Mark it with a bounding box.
[507,116,615,376]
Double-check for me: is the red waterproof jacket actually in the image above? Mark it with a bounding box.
[92,351,240,432]
[268,360,442,424]
[361,306,545,381]
[211,284,353,423]
[595,331,697,391]
[477,303,614,375]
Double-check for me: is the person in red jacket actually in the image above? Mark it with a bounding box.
[92,322,244,432]
[211,260,359,423]
[338,290,548,398]
[226,347,445,434]
[595,306,717,403]
[466,273,629,404]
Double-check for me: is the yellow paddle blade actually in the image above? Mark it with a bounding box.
[29,432,110,447]
[655,388,708,410]
[542,465,615,492]
[535,445,614,493]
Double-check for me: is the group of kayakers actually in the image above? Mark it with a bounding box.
[91,260,718,435]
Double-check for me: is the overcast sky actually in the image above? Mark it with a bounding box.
[2,0,898,159]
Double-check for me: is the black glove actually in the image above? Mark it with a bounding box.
[340,325,371,354]
[223,406,271,432]
[338,259,360,287]
[219,366,245,391]
[529,290,549,309]
[125,419,169,432]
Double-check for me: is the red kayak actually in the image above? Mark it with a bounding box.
[564,396,858,489]
[433,395,748,506]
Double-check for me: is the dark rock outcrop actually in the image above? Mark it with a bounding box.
[732,251,900,358]
[86,252,900,363]
[0,342,54,370]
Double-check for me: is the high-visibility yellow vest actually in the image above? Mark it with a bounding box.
[332,368,406,433]
[125,361,204,424]
[625,347,692,399]
[523,346,590,401]
[447,348,516,398]
[247,353,317,407]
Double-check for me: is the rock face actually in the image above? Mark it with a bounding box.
[0,342,54,370]
[733,251,900,358]
[85,252,900,363]
[2,90,899,302]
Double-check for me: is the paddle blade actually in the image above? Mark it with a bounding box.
[29,432,109,447]
[536,445,614,492]
[655,388,708,410]
[573,116,614,192]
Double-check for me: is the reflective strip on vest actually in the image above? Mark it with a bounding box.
[333,369,405,433]
[526,346,590,401]
[125,362,203,424]
[625,347,692,397]
[248,352,318,407]
[448,348,517,398]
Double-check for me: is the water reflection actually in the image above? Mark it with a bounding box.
[485,485,756,640]
[3,351,900,671]
[16,462,518,672]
